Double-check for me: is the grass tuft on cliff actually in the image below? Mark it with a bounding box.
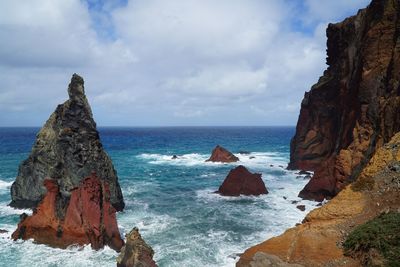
[343,212,400,266]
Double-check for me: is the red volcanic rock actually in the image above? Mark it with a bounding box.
[12,173,124,251]
[289,0,400,201]
[217,165,268,196]
[206,145,239,163]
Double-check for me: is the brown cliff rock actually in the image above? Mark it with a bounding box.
[217,165,268,196]
[289,0,400,201]
[206,145,239,163]
[117,227,158,267]
[237,132,400,267]
[12,173,124,251]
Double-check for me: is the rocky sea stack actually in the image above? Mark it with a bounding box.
[12,173,124,251]
[217,165,268,196]
[117,228,158,267]
[289,0,400,201]
[10,74,125,211]
[206,145,239,163]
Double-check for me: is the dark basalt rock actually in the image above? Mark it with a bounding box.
[289,0,400,201]
[0,229,8,234]
[206,145,239,163]
[217,165,268,196]
[117,227,158,267]
[10,74,125,211]
[296,205,306,211]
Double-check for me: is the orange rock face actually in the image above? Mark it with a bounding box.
[117,228,158,267]
[217,165,268,196]
[12,173,124,251]
[206,145,239,163]
[289,0,400,201]
[237,132,400,267]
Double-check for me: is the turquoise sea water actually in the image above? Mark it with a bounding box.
[0,127,316,267]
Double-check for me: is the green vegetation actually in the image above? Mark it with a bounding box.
[343,212,400,266]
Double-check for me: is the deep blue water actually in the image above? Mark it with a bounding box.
[0,127,316,267]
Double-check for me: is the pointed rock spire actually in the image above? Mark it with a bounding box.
[10,74,125,211]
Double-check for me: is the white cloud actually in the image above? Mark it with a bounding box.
[0,0,370,126]
[303,0,370,24]
[164,64,268,98]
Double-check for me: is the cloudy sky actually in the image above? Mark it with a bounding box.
[0,0,370,126]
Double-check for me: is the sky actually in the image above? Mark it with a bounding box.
[0,0,370,126]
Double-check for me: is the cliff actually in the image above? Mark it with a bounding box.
[10,74,125,211]
[238,131,400,266]
[288,0,400,201]
[12,173,124,251]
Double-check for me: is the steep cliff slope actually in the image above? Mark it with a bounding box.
[289,0,400,201]
[10,74,125,211]
[238,131,400,266]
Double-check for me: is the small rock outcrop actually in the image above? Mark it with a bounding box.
[0,229,8,234]
[10,74,124,211]
[117,228,158,267]
[217,165,268,196]
[206,145,239,163]
[12,173,124,251]
[288,0,400,201]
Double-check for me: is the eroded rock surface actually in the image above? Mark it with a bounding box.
[217,165,268,196]
[10,74,124,211]
[289,0,400,201]
[237,132,400,267]
[117,228,158,267]
[12,173,124,251]
[206,145,239,163]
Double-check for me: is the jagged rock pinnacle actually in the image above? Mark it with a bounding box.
[10,74,125,211]
[68,73,85,100]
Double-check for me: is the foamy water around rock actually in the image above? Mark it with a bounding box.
[0,127,318,267]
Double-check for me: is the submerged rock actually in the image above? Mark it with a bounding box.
[12,173,124,251]
[217,165,268,196]
[206,145,239,163]
[288,0,400,201]
[296,205,305,211]
[10,74,124,211]
[117,228,158,267]
[0,229,8,234]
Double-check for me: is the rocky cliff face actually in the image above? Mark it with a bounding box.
[10,74,125,211]
[12,173,124,251]
[238,131,400,267]
[289,0,400,201]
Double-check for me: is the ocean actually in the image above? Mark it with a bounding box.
[0,127,317,267]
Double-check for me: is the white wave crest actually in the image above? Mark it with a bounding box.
[0,180,13,191]
[137,151,289,169]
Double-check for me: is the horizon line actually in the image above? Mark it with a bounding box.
[0,125,296,128]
